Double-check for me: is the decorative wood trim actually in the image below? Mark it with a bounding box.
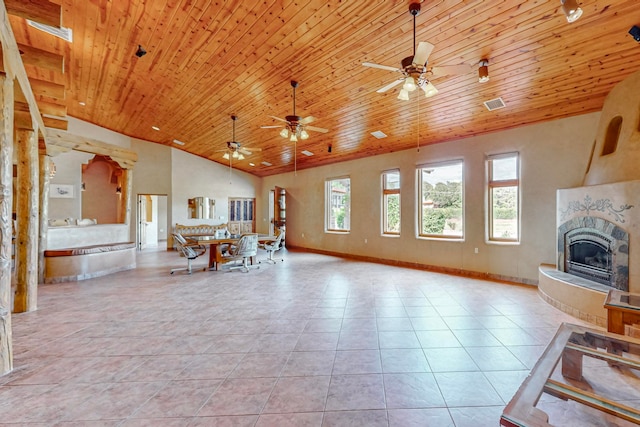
[46,130,138,169]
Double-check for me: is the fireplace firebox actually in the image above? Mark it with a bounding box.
[557,217,629,291]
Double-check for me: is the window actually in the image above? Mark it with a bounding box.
[418,160,464,238]
[488,153,519,242]
[382,170,400,235]
[326,177,350,232]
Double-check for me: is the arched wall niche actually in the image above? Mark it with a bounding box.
[81,155,124,224]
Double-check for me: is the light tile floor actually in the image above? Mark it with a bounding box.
[0,248,600,425]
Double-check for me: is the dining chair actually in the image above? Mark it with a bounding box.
[221,233,260,273]
[259,231,285,264]
[170,232,205,274]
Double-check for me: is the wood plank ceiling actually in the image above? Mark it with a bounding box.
[8,0,640,177]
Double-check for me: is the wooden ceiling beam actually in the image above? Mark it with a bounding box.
[21,76,64,100]
[5,0,61,28]
[0,0,46,137]
[2,43,64,73]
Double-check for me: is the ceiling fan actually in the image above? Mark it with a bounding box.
[219,115,261,161]
[362,2,473,100]
[261,80,329,142]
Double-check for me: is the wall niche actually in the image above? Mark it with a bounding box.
[81,155,124,224]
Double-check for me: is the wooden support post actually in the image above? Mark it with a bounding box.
[15,128,38,313]
[118,168,132,225]
[0,73,14,375]
[37,152,50,284]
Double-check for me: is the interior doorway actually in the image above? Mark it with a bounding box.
[136,194,168,251]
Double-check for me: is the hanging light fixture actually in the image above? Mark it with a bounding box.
[403,76,417,92]
[561,0,583,23]
[478,59,490,83]
[223,152,230,160]
[397,89,410,101]
[421,81,438,97]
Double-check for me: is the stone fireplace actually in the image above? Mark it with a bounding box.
[538,69,640,327]
[557,215,629,291]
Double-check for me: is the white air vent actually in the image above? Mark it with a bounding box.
[483,97,506,111]
[261,161,272,166]
[27,20,73,42]
[371,130,387,139]
[301,150,313,156]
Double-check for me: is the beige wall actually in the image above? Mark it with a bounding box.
[260,113,599,284]
[170,148,262,230]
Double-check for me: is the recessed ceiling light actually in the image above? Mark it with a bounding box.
[301,150,313,156]
[151,126,160,131]
[172,139,185,146]
[261,161,272,166]
[78,101,86,106]
[371,130,387,139]
[249,163,255,167]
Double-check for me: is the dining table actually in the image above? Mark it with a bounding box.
[192,234,276,271]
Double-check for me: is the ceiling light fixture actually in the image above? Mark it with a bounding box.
[151,125,160,131]
[135,45,147,57]
[421,81,438,97]
[478,59,490,83]
[561,0,583,23]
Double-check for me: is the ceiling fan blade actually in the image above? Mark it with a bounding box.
[300,116,316,124]
[413,41,435,66]
[269,115,289,123]
[362,62,402,73]
[238,148,253,156]
[260,125,282,129]
[376,79,403,93]
[430,64,474,78]
[306,125,329,133]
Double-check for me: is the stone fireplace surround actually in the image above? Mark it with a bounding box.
[539,180,637,326]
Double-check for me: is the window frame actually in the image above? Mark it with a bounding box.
[416,159,465,240]
[325,176,351,233]
[381,169,400,236]
[487,152,520,243]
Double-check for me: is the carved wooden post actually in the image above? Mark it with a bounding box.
[15,128,38,313]
[118,168,132,225]
[0,73,14,375]
[37,152,50,284]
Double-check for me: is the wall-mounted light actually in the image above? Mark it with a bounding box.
[561,0,583,23]
[478,59,490,83]
[81,182,86,191]
[116,186,122,194]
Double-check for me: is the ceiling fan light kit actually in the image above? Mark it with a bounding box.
[262,80,329,142]
[362,3,475,101]
[561,0,583,23]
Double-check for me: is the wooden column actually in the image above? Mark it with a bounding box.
[118,168,132,225]
[37,152,50,284]
[0,73,14,375]
[14,128,38,313]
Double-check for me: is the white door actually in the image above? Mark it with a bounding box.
[137,195,148,251]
